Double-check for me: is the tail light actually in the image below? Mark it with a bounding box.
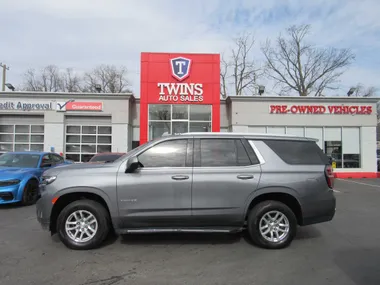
[325,165,334,189]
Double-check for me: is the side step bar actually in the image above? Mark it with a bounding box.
[117,228,243,234]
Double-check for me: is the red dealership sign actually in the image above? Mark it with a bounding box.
[56,101,103,112]
[269,104,373,115]
[140,52,221,143]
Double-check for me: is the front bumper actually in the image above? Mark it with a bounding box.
[36,188,53,231]
[0,184,22,204]
[300,189,336,226]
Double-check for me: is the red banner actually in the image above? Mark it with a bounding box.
[269,105,372,115]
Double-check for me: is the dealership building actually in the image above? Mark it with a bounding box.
[0,52,378,178]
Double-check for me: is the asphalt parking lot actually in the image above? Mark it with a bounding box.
[1,179,380,285]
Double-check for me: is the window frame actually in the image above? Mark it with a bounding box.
[136,138,193,169]
[193,138,260,168]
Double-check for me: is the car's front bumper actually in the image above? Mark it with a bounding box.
[0,184,22,204]
[36,186,53,231]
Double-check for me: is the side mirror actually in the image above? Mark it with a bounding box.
[125,156,139,173]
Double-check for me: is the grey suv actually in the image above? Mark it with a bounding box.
[36,132,336,250]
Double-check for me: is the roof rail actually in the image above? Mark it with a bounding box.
[179,132,318,141]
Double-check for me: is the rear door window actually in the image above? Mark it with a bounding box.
[197,139,254,167]
[262,139,329,165]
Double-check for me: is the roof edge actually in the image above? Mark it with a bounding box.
[0,91,135,100]
[226,95,380,103]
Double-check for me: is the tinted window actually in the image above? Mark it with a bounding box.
[51,154,64,164]
[138,139,188,168]
[89,154,123,162]
[199,139,252,167]
[263,140,329,165]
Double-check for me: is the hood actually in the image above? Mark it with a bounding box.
[0,167,36,179]
[43,162,114,176]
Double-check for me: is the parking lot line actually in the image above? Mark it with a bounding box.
[337,179,380,191]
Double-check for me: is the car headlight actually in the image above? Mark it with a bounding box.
[0,179,21,187]
[40,175,57,185]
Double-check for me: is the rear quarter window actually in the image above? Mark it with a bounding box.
[262,139,329,165]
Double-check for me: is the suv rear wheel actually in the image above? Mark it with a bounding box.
[247,200,297,249]
[56,199,110,250]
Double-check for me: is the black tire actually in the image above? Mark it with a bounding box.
[247,200,297,249]
[56,199,110,250]
[21,179,39,206]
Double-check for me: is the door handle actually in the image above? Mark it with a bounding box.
[237,175,254,180]
[171,175,189,181]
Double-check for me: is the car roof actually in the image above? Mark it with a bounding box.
[168,132,318,142]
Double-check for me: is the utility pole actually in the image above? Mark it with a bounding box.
[0,63,10,91]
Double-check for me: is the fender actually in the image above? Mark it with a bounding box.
[242,186,301,218]
[54,186,117,218]
[15,174,40,201]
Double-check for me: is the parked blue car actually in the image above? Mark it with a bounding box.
[0,151,73,205]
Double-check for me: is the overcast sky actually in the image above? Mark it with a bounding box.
[1,0,379,96]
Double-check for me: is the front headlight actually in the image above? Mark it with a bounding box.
[40,175,57,185]
[0,179,21,187]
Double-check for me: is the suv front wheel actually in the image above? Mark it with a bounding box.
[247,200,297,249]
[56,199,111,250]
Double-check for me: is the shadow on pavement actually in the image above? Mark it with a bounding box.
[334,247,380,285]
[294,226,322,240]
[120,232,242,245]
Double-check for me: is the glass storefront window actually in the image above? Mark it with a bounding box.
[149,121,171,140]
[190,105,212,121]
[189,122,211,132]
[172,105,189,120]
[149,105,171,120]
[148,104,212,140]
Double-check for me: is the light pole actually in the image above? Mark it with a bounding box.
[0,63,10,91]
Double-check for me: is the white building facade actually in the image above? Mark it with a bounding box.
[0,92,378,178]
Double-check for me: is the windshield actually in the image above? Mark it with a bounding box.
[89,154,124,162]
[0,153,41,168]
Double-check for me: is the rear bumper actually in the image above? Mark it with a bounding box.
[300,189,336,226]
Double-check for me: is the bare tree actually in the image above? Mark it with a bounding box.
[83,64,131,93]
[348,83,378,97]
[220,32,262,98]
[262,24,355,96]
[62,68,82,92]
[23,65,82,92]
